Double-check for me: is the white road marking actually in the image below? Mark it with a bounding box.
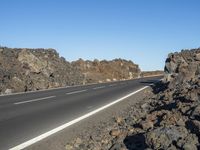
[9,86,149,150]
[14,96,56,105]
[87,106,93,109]
[66,89,87,95]
[93,86,105,90]
[109,84,117,87]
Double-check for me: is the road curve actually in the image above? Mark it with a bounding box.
[0,76,162,150]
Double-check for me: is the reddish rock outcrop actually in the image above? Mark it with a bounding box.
[72,58,141,84]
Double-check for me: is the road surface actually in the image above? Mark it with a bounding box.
[0,76,162,150]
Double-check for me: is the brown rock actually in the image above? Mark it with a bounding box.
[140,120,154,130]
[195,53,200,61]
[110,129,127,137]
[110,129,121,137]
[115,117,125,126]
[72,58,141,83]
[183,143,197,150]
[75,138,82,144]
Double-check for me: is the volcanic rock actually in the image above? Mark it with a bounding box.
[0,47,141,94]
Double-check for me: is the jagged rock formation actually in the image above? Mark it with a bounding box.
[164,48,200,85]
[0,47,84,94]
[0,47,141,94]
[141,48,200,149]
[66,48,200,150]
[72,58,141,84]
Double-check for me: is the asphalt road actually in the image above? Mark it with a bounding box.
[0,76,162,150]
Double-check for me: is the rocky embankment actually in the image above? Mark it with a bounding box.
[0,47,141,94]
[66,48,200,150]
[72,58,140,84]
[0,47,84,94]
[141,70,164,77]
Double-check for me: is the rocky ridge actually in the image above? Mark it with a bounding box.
[72,58,141,84]
[0,47,141,94]
[141,70,164,77]
[0,47,84,94]
[66,48,200,150]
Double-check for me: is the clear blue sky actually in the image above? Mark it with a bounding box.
[1,0,200,71]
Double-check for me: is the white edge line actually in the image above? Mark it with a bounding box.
[14,96,56,105]
[66,89,87,95]
[9,86,149,150]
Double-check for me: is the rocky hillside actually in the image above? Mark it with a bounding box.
[0,47,84,94]
[72,58,140,84]
[0,47,141,94]
[140,48,200,149]
[66,48,200,150]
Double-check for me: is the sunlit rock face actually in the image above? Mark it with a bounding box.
[0,47,84,94]
[72,58,141,84]
[0,47,140,94]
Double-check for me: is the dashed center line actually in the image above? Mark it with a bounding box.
[9,86,149,150]
[66,89,87,95]
[14,96,56,105]
[93,86,105,90]
[87,106,93,109]
[109,84,117,87]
